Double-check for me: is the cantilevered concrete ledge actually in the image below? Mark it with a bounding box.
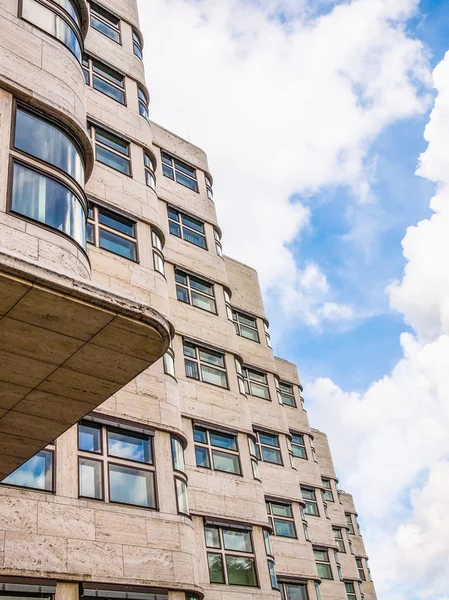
[0,252,172,480]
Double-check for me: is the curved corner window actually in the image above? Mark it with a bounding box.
[152,230,165,275]
[205,175,213,201]
[214,228,223,257]
[133,30,143,59]
[163,342,175,377]
[11,162,86,247]
[21,0,82,62]
[144,153,156,191]
[138,87,149,119]
[14,107,85,186]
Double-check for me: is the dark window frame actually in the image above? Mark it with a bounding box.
[301,486,320,517]
[193,426,242,476]
[87,202,138,262]
[254,431,283,465]
[1,445,56,493]
[161,151,199,192]
[266,500,297,539]
[90,1,121,44]
[83,55,126,105]
[167,206,207,249]
[183,341,229,389]
[243,366,271,400]
[232,310,260,343]
[176,269,217,314]
[90,124,132,176]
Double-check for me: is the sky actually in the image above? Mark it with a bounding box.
[138,1,449,598]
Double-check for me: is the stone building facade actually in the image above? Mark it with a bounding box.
[0,2,378,600]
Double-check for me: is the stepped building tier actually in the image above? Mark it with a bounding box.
[0,1,377,600]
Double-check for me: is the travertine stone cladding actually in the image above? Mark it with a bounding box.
[313,429,338,479]
[224,256,267,319]
[271,532,318,580]
[101,0,140,25]
[0,0,89,141]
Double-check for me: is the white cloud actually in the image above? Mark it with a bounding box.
[308,50,449,599]
[139,0,431,325]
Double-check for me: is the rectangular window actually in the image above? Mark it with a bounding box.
[194,426,241,474]
[168,207,206,248]
[91,125,130,175]
[232,310,260,342]
[313,548,333,580]
[184,341,228,388]
[291,433,307,459]
[333,527,345,553]
[322,478,334,502]
[243,367,270,400]
[138,86,149,119]
[145,153,156,191]
[2,447,54,491]
[255,431,282,465]
[133,29,143,59]
[278,381,296,407]
[205,525,258,587]
[152,230,165,275]
[279,582,309,600]
[87,203,137,260]
[268,560,278,590]
[90,2,120,43]
[78,420,156,508]
[83,56,125,104]
[161,151,198,192]
[356,558,366,581]
[346,512,355,535]
[176,270,216,313]
[264,321,272,349]
[345,582,357,600]
[248,436,260,480]
[301,487,320,516]
[266,500,297,538]
[163,342,175,377]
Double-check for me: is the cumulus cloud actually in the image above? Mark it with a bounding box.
[308,51,449,600]
[139,0,431,325]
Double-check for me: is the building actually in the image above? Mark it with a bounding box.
[0,2,378,600]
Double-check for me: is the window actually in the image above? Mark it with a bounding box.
[334,550,343,581]
[20,0,82,62]
[151,230,165,275]
[366,559,372,581]
[133,29,143,59]
[263,529,273,555]
[168,207,206,249]
[268,560,278,590]
[356,517,362,535]
[163,345,175,377]
[235,358,246,395]
[144,153,156,191]
[87,203,137,260]
[162,151,198,192]
[254,431,282,465]
[78,420,156,508]
[345,582,356,600]
[90,2,120,43]
[346,512,355,535]
[138,87,149,119]
[301,487,319,516]
[171,435,188,515]
[224,290,233,320]
[194,426,241,474]
[278,382,296,407]
[243,367,270,400]
[205,525,258,586]
[205,174,213,201]
[2,447,54,491]
[91,125,131,175]
[313,548,333,580]
[83,56,125,104]
[333,527,345,553]
[248,436,260,479]
[279,582,309,600]
[290,434,307,459]
[315,583,322,600]
[171,436,185,472]
[184,341,228,388]
[322,478,334,502]
[266,500,296,538]
[300,506,310,541]
[232,310,259,342]
[356,558,366,581]
[264,321,273,348]
[214,229,223,257]
[176,270,216,313]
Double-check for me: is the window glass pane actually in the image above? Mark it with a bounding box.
[163,351,175,376]
[182,228,206,248]
[208,553,225,584]
[271,503,292,517]
[199,349,224,367]
[239,313,257,328]
[316,563,333,579]
[292,445,307,459]
[281,392,296,406]
[162,164,174,180]
[161,152,172,165]
[201,364,227,387]
[304,502,319,516]
[248,370,267,384]
[210,431,237,450]
[78,423,101,452]
[175,171,199,192]
[12,163,86,247]
[2,450,53,490]
[90,12,120,42]
[226,556,257,586]
[264,530,273,555]
[107,429,151,463]
[99,208,134,236]
[314,549,328,561]
[99,229,136,260]
[109,463,155,507]
[175,478,189,515]
[176,285,189,303]
[92,59,123,84]
[301,488,315,500]
[96,146,130,174]
[259,433,279,447]
[251,459,260,479]
[274,519,296,538]
[54,0,80,25]
[91,2,119,25]
[92,75,125,103]
[268,560,278,589]
[175,272,188,285]
[250,381,270,399]
[152,230,163,250]
[205,526,221,548]
[240,324,259,341]
[285,584,309,600]
[181,214,204,233]
[95,128,129,155]
[223,529,252,552]
[86,222,94,243]
[174,159,196,178]
[171,437,185,471]
[191,291,216,313]
[292,434,303,444]
[212,450,241,474]
[195,446,210,468]
[22,0,82,61]
[185,359,200,380]
[79,458,102,498]
[193,427,207,443]
[139,101,149,119]
[262,447,282,464]
[189,276,213,295]
[15,109,84,186]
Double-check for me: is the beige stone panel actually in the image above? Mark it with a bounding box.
[38,502,95,540]
[224,257,266,320]
[306,513,336,549]
[361,582,377,600]
[146,518,181,551]
[55,426,79,499]
[68,539,123,576]
[37,238,90,280]
[115,389,161,426]
[328,501,347,527]
[259,462,302,502]
[275,357,302,387]
[0,222,40,261]
[4,531,68,571]
[0,529,4,567]
[339,553,359,581]
[319,581,348,600]
[284,404,312,433]
[0,496,37,533]
[313,429,338,479]
[122,545,174,580]
[340,492,357,514]
[350,535,368,558]
[95,510,147,546]
[154,431,178,515]
[249,396,290,435]
[55,582,78,600]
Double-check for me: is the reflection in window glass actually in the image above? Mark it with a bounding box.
[79,457,103,499]
[226,556,257,586]
[78,423,101,453]
[208,553,225,584]
[223,529,252,552]
[12,163,86,247]
[175,477,189,515]
[109,463,155,507]
[107,429,152,463]
[171,437,185,472]
[2,450,53,491]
